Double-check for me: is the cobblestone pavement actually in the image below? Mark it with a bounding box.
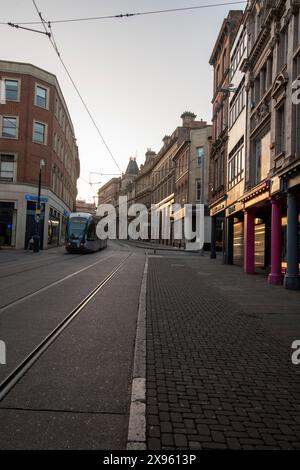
[146,255,300,450]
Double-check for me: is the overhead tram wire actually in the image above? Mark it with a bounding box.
[0,1,247,26]
[28,0,122,174]
[3,0,240,181]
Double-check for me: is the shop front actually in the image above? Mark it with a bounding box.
[226,202,244,266]
[210,199,226,260]
[48,208,61,247]
[24,195,48,250]
[241,180,272,275]
[280,163,300,290]
[0,201,16,247]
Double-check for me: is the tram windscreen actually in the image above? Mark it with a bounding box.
[68,218,87,238]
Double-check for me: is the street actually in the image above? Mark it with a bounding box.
[0,242,145,449]
[0,242,299,449]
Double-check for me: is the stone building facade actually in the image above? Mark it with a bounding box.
[209,1,300,290]
[172,116,212,248]
[225,16,248,266]
[96,113,212,248]
[97,177,121,207]
[242,0,300,289]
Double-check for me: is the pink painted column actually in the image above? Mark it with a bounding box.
[244,208,255,274]
[268,198,283,285]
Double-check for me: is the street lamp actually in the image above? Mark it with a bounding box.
[33,159,45,253]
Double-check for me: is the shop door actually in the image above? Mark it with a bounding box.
[0,202,14,246]
[25,201,45,249]
[255,221,265,268]
[233,220,244,266]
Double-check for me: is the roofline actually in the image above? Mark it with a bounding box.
[0,60,76,138]
[209,10,244,65]
[172,140,190,162]
[97,177,121,194]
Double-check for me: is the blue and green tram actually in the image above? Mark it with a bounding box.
[65,212,107,253]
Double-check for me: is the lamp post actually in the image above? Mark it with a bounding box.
[33,159,45,253]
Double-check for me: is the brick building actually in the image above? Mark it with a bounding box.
[0,60,79,249]
[208,10,243,257]
[75,199,96,215]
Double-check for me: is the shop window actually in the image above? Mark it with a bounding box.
[0,201,15,246]
[48,209,60,246]
[25,201,45,249]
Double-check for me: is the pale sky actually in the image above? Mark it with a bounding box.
[1,0,245,202]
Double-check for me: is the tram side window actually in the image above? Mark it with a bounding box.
[87,220,96,241]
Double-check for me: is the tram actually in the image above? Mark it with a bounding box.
[65,212,107,253]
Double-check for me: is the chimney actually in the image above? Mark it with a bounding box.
[163,135,171,146]
[145,148,156,160]
[181,111,196,127]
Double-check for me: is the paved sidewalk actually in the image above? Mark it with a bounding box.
[146,255,300,450]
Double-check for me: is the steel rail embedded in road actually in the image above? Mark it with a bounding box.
[0,253,80,280]
[0,252,132,401]
[0,253,118,313]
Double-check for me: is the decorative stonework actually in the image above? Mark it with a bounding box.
[240,180,271,203]
[283,8,293,27]
[271,70,289,99]
[251,99,270,130]
[291,0,300,13]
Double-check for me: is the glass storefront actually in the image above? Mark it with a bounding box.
[25,201,45,249]
[48,208,61,246]
[233,217,244,266]
[0,201,15,246]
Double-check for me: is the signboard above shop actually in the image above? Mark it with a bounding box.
[24,194,48,203]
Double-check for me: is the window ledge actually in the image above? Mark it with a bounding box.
[274,151,286,160]
[0,136,18,140]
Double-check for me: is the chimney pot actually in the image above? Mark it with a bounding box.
[163,135,171,145]
[181,111,197,127]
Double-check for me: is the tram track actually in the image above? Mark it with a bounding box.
[0,252,132,402]
[0,252,119,313]
[0,253,81,280]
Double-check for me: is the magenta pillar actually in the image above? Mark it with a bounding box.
[268,198,283,285]
[244,208,255,274]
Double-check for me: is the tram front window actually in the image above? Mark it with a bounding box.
[68,218,86,238]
